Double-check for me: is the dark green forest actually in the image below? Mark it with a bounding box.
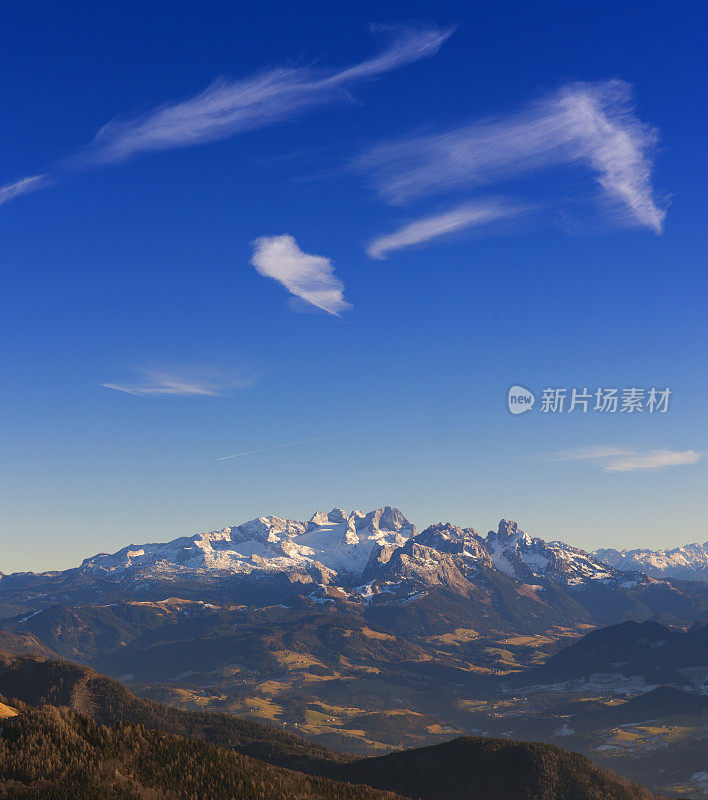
[0,704,401,800]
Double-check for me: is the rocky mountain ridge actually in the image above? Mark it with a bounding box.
[59,507,666,596]
[2,508,706,644]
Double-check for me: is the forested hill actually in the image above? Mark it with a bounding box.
[0,652,664,800]
[0,650,345,774]
[0,704,405,800]
[335,736,660,800]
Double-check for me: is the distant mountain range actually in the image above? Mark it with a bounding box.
[3,508,706,590]
[594,542,708,582]
[2,507,705,610]
[1,508,706,677]
[69,506,707,589]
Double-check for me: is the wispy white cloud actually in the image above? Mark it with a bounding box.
[251,234,350,316]
[102,364,259,397]
[0,174,48,206]
[83,25,453,165]
[366,199,526,259]
[549,446,701,472]
[358,80,665,232]
[0,25,451,209]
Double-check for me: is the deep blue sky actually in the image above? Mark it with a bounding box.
[2,1,707,572]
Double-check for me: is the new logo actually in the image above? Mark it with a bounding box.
[508,385,535,414]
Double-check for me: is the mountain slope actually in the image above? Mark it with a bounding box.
[0,631,57,659]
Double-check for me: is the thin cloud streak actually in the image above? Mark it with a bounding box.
[359,80,665,232]
[0,174,48,206]
[217,424,389,461]
[0,25,451,209]
[366,199,526,259]
[251,234,350,316]
[549,446,701,472]
[83,25,453,165]
[102,365,260,397]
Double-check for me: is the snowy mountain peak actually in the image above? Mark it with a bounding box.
[233,516,307,543]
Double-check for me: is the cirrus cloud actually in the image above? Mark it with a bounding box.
[0,25,452,208]
[85,25,452,164]
[358,80,666,233]
[366,199,527,259]
[102,364,260,397]
[549,446,701,473]
[0,174,49,207]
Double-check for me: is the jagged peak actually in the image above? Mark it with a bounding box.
[418,522,480,542]
[235,516,305,542]
[354,506,414,533]
[488,519,532,546]
[414,522,488,559]
[309,508,348,525]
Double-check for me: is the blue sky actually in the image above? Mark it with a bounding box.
[2,0,707,572]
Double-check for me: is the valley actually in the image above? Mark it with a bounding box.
[0,508,705,797]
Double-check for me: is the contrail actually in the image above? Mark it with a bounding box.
[217,424,392,461]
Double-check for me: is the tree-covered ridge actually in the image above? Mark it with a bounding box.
[0,652,346,773]
[0,703,664,800]
[337,736,661,800]
[0,705,404,800]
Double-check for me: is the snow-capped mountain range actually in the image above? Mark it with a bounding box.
[594,542,708,582]
[3,507,707,649]
[79,507,414,585]
[71,507,701,600]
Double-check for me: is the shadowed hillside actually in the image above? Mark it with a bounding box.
[0,651,345,774]
[0,652,664,800]
[516,619,708,687]
[334,737,660,800]
[0,705,405,800]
